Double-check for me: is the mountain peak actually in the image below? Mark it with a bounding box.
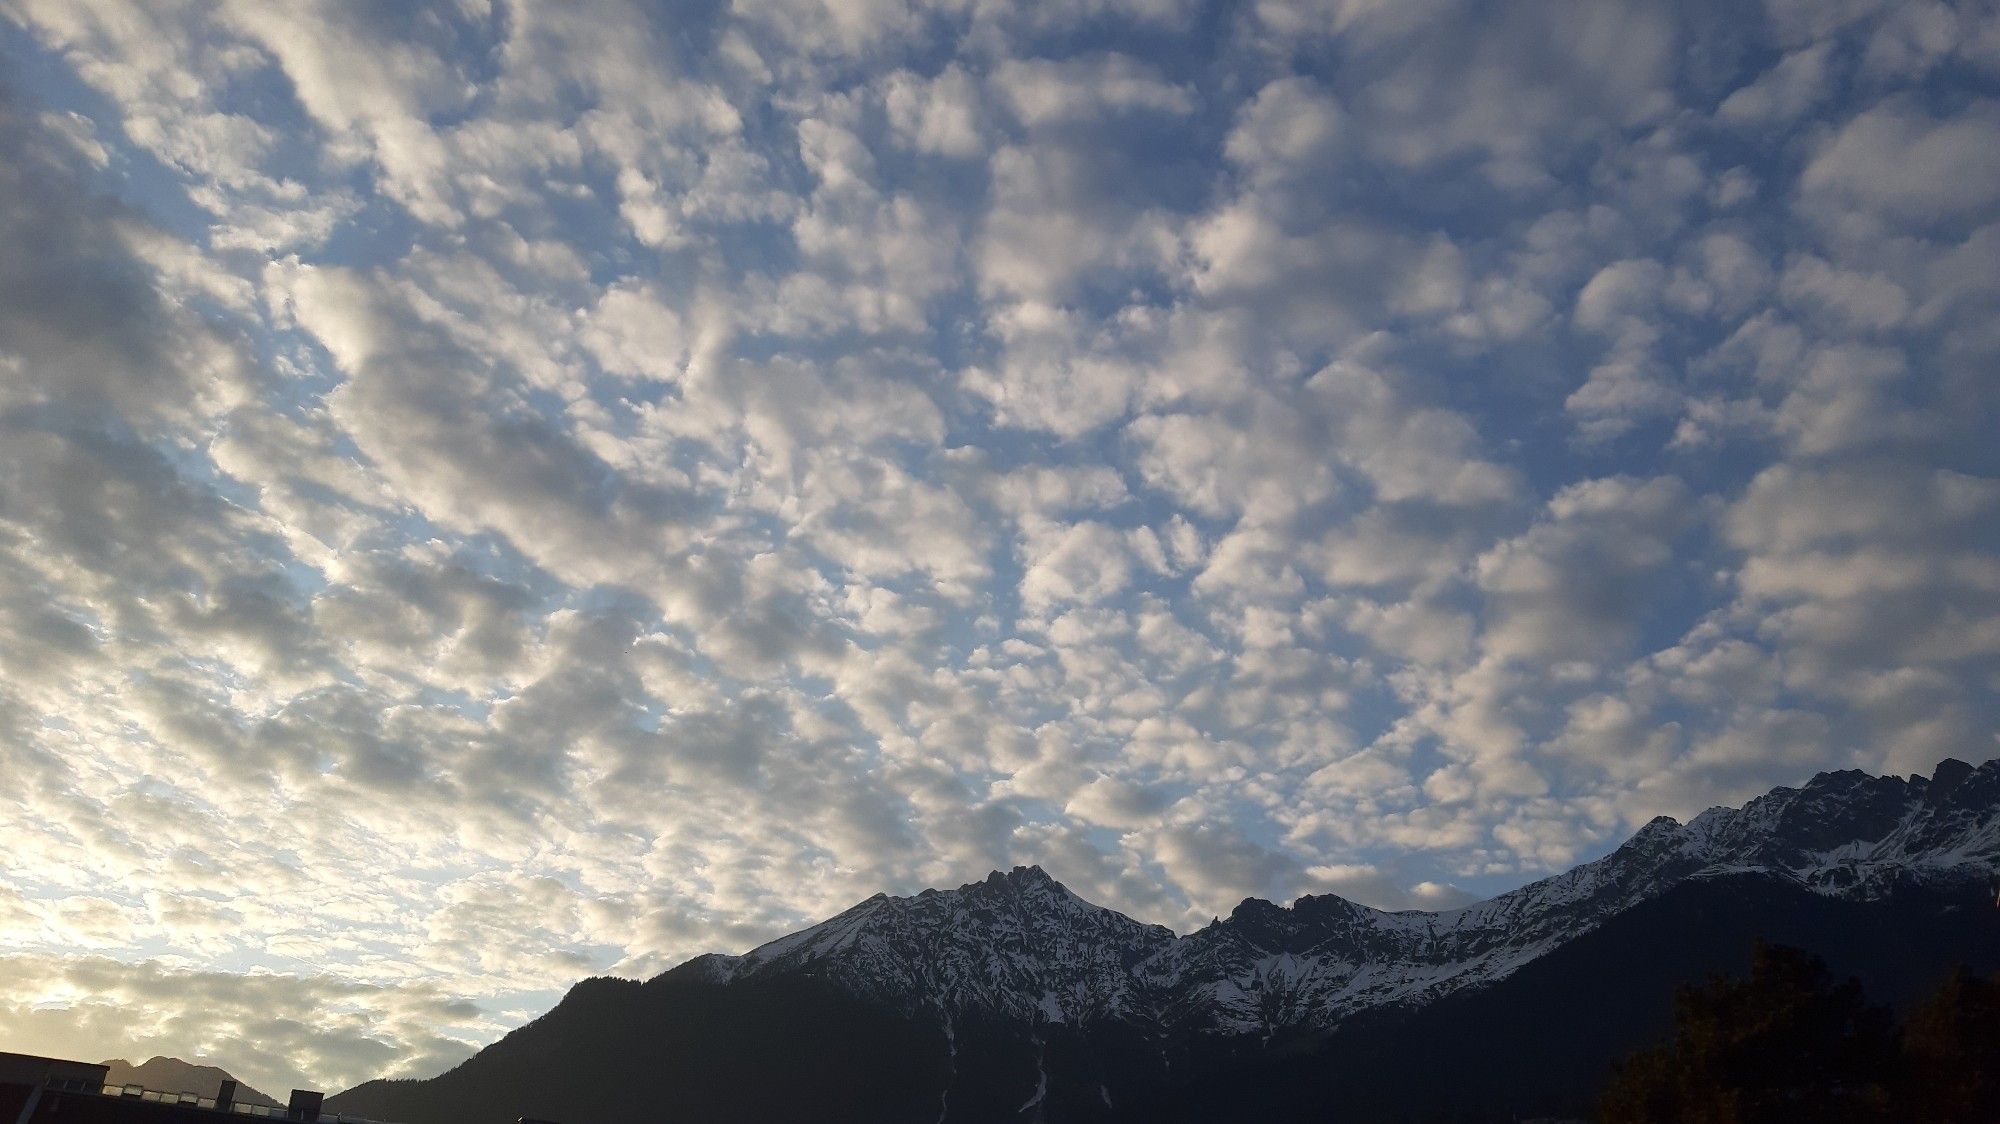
[704,860,1176,1024]
[983,863,1057,887]
[96,1057,282,1109]
[1801,766,1875,787]
[1631,814,1682,838]
[1933,756,1974,779]
[976,860,1072,888]
[1930,757,1975,793]
[1227,895,1286,923]
[956,864,1086,908]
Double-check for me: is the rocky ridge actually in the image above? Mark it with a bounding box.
[690,759,2000,1037]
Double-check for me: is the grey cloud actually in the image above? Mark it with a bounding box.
[0,955,486,1098]
[1476,475,1694,663]
[1148,820,1303,916]
[976,140,1180,306]
[991,54,1195,129]
[276,262,714,594]
[1800,99,2000,226]
[1726,462,2000,671]
[311,550,540,689]
[217,0,489,226]
[1064,775,1173,830]
[787,118,963,334]
[1714,42,1836,127]
[0,88,247,425]
[881,65,987,157]
[964,301,1151,435]
[1224,76,1345,186]
[1331,0,1677,184]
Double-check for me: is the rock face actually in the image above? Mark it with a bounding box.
[327,759,2000,1124]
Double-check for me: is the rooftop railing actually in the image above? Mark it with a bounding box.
[48,1079,402,1123]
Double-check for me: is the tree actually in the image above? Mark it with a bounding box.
[1901,966,2000,1122]
[1598,942,1899,1123]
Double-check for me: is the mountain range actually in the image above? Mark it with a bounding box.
[313,758,2000,1122]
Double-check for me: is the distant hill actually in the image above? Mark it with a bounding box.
[98,1057,283,1108]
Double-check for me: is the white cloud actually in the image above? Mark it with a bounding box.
[881,65,988,157]
[2,0,1997,1091]
[992,54,1194,129]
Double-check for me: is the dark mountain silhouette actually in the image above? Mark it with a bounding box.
[327,759,2000,1123]
[97,1057,282,1108]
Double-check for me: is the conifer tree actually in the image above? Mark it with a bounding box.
[1598,942,1898,1123]
[1901,966,2000,1122]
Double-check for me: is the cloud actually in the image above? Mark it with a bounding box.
[881,65,988,158]
[0,89,248,424]
[1715,43,1836,127]
[991,55,1195,129]
[1801,99,2000,226]
[271,260,713,596]
[0,955,487,1097]
[1224,77,1346,184]
[1476,476,1694,664]
[1320,0,1677,184]
[215,1,482,226]
[0,0,1996,1092]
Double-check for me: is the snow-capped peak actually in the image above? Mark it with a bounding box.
[697,865,1176,1025]
[672,760,2000,1039]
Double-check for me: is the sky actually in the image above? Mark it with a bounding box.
[1,0,1998,1098]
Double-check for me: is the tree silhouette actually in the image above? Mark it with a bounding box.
[1901,965,2000,1122]
[1598,941,1899,1123]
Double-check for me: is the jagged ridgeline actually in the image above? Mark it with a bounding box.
[327,760,2000,1124]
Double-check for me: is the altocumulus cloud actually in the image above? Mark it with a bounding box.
[1,0,1998,1095]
